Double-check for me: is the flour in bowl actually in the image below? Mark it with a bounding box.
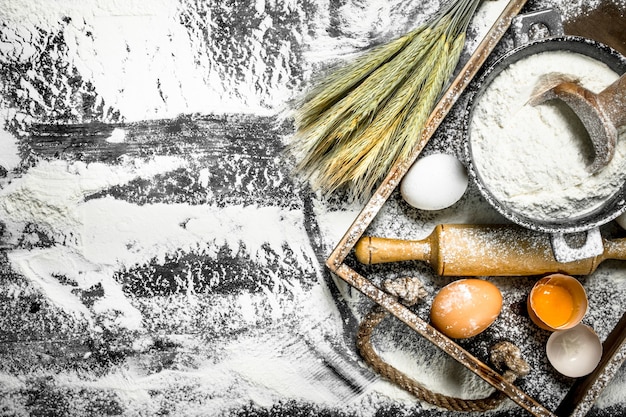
[469,50,626,222]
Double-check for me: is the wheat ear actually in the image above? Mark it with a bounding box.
[290,0,483,200]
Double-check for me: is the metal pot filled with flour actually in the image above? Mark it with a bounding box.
[465,35,626,262]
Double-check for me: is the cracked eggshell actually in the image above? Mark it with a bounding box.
[527,274,588,331]
[546,324,602,378]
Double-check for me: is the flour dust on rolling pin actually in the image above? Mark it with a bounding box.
[354,224,626,276]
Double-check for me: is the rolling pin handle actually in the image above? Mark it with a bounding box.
[354,236,373,265]
[354,235,431,265]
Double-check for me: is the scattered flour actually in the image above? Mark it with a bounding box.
[0,117,21,171]
[0,157,318,329]
[0,0,306,122]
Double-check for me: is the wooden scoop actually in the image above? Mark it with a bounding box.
[529,72,626,174]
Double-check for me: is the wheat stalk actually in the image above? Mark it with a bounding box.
[295,27,437,169]
[325,34,448,195]
[289,0,482,200]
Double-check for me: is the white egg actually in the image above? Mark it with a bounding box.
[546,324,602,378]
[400,153,468,210]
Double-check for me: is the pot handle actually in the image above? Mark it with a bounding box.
[512,9,564,48]
[551,228,604,263]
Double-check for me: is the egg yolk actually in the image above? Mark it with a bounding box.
[531,283,575,328]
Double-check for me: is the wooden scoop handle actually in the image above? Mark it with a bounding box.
[597,73,626,128]
[530,72,626,173]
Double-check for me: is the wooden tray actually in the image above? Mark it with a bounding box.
[325,1,626,416]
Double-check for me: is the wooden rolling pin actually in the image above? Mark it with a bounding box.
[354,224,626,276]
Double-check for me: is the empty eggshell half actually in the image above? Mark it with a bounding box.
[546,324,602,378]
[400,153,469,210]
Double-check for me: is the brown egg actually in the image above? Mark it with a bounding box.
[430,278,503,339]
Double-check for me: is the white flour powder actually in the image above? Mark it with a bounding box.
[470,50,625,222]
